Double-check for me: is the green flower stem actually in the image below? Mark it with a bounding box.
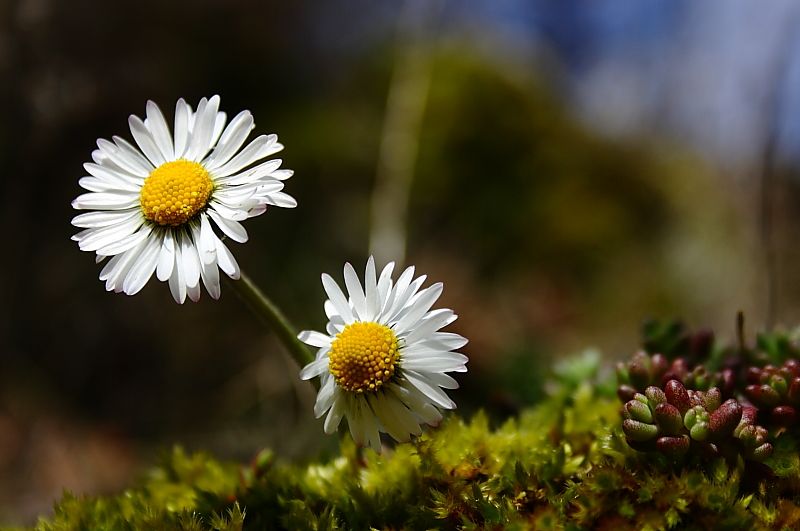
[228,271,314,370]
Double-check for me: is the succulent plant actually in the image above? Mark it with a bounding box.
[617,351,734,403]
[744,359,800,427]
[621,380,772,462]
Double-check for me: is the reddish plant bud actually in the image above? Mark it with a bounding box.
[745,367,762,385]
[771,405,797,427]
[651,353,668,376]
[665,380,691,413]
[740,405,758,425]
[663,358,689,385]
[702,387,722,412]
[750,443,774,461]
[745,384,781,408]
[623,419,658,442]
[654,403,683,436]
[787,377,800,404]
[708,399,742,437]
[784,359,800,376]
[757,384,781,407]
[656,435,690,458]
[645,386,666,406]
[625,400,653,423]
[617,384,638,403]
[629,351,652,390]
[719,369,735,397]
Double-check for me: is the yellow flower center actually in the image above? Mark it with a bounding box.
[140,159,214,226]
[328,322,399,393]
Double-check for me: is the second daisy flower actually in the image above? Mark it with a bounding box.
[299,257,469,451]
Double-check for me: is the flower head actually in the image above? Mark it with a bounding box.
[71,95,295,303]
[299,257,469,451]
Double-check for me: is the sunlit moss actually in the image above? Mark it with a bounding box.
[33,328,800,529]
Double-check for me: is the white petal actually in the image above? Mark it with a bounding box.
[197,215,217,265]
[401,352,469,373]
[394,283,443,333]
[298,330,332,348]
[270,169,293,180]
[187,280,202,303]
[78,176,140,193]
[94,225,152,256]
[179,231,200,289]
[145,100,174,160]
[199,254,221,299]
[168,242,187,304]
[206,209,248,243]
[173,98,191,157]
[215,237,240,279]
[213,135,276,177]
[425,372,460,389]
[211,110,227,146]
[321,273,354,322]
[156,231,175,281]
[419,332,469,351]
[83,162,142,187]
[216,159,282,184]
[262,192,297,208]
[390,383,443,426]
[363,256,379,320]
[370,393,421,442]
[404,309,457,344]
[313,378,336,418]
[403,371,455,409]
[102,239,148,292]
[324,395,345,434]
[72,209,140,229]
[76,218,143,252]
[122,235,160,295]
[300,357,330,380]
[97,138,150,177]
[386,275,426,323]
[98,252,124,282]
[376,262,395,312]
[185,97,217,161]
[128,115,166,166]
[72,191,139,210]
[207,200,249,221]
[204,110,254,170]
[343,262,367,320]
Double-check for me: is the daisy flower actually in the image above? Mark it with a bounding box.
[71,95,295,303]
[299,257,469,451]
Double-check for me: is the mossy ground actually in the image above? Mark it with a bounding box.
[27,350,800,530]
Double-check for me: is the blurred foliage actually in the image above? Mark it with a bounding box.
[31,326,800,530]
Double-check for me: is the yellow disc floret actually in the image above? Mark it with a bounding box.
[328,322,399,393]
[140,159,214,226]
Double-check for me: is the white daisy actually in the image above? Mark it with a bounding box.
[71,95,296,303]
[298,256,469,451]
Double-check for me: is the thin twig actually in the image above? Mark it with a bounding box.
[369,0,442,265]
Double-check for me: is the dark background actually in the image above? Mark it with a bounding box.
[4,0,800,525]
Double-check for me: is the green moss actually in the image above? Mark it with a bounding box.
[33,329,800,530]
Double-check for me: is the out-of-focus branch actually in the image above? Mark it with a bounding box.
[759,22,799,329]
[369,0,441,266]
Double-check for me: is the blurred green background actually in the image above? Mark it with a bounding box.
[3,0,800,525]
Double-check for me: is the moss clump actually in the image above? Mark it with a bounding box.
[33,325,800,530]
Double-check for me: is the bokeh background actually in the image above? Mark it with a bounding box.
[4,0,800,525]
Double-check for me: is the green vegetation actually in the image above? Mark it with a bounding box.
[32,323,800,530]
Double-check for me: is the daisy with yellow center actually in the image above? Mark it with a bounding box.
[299,257,469,452]
[71,96,295,303]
